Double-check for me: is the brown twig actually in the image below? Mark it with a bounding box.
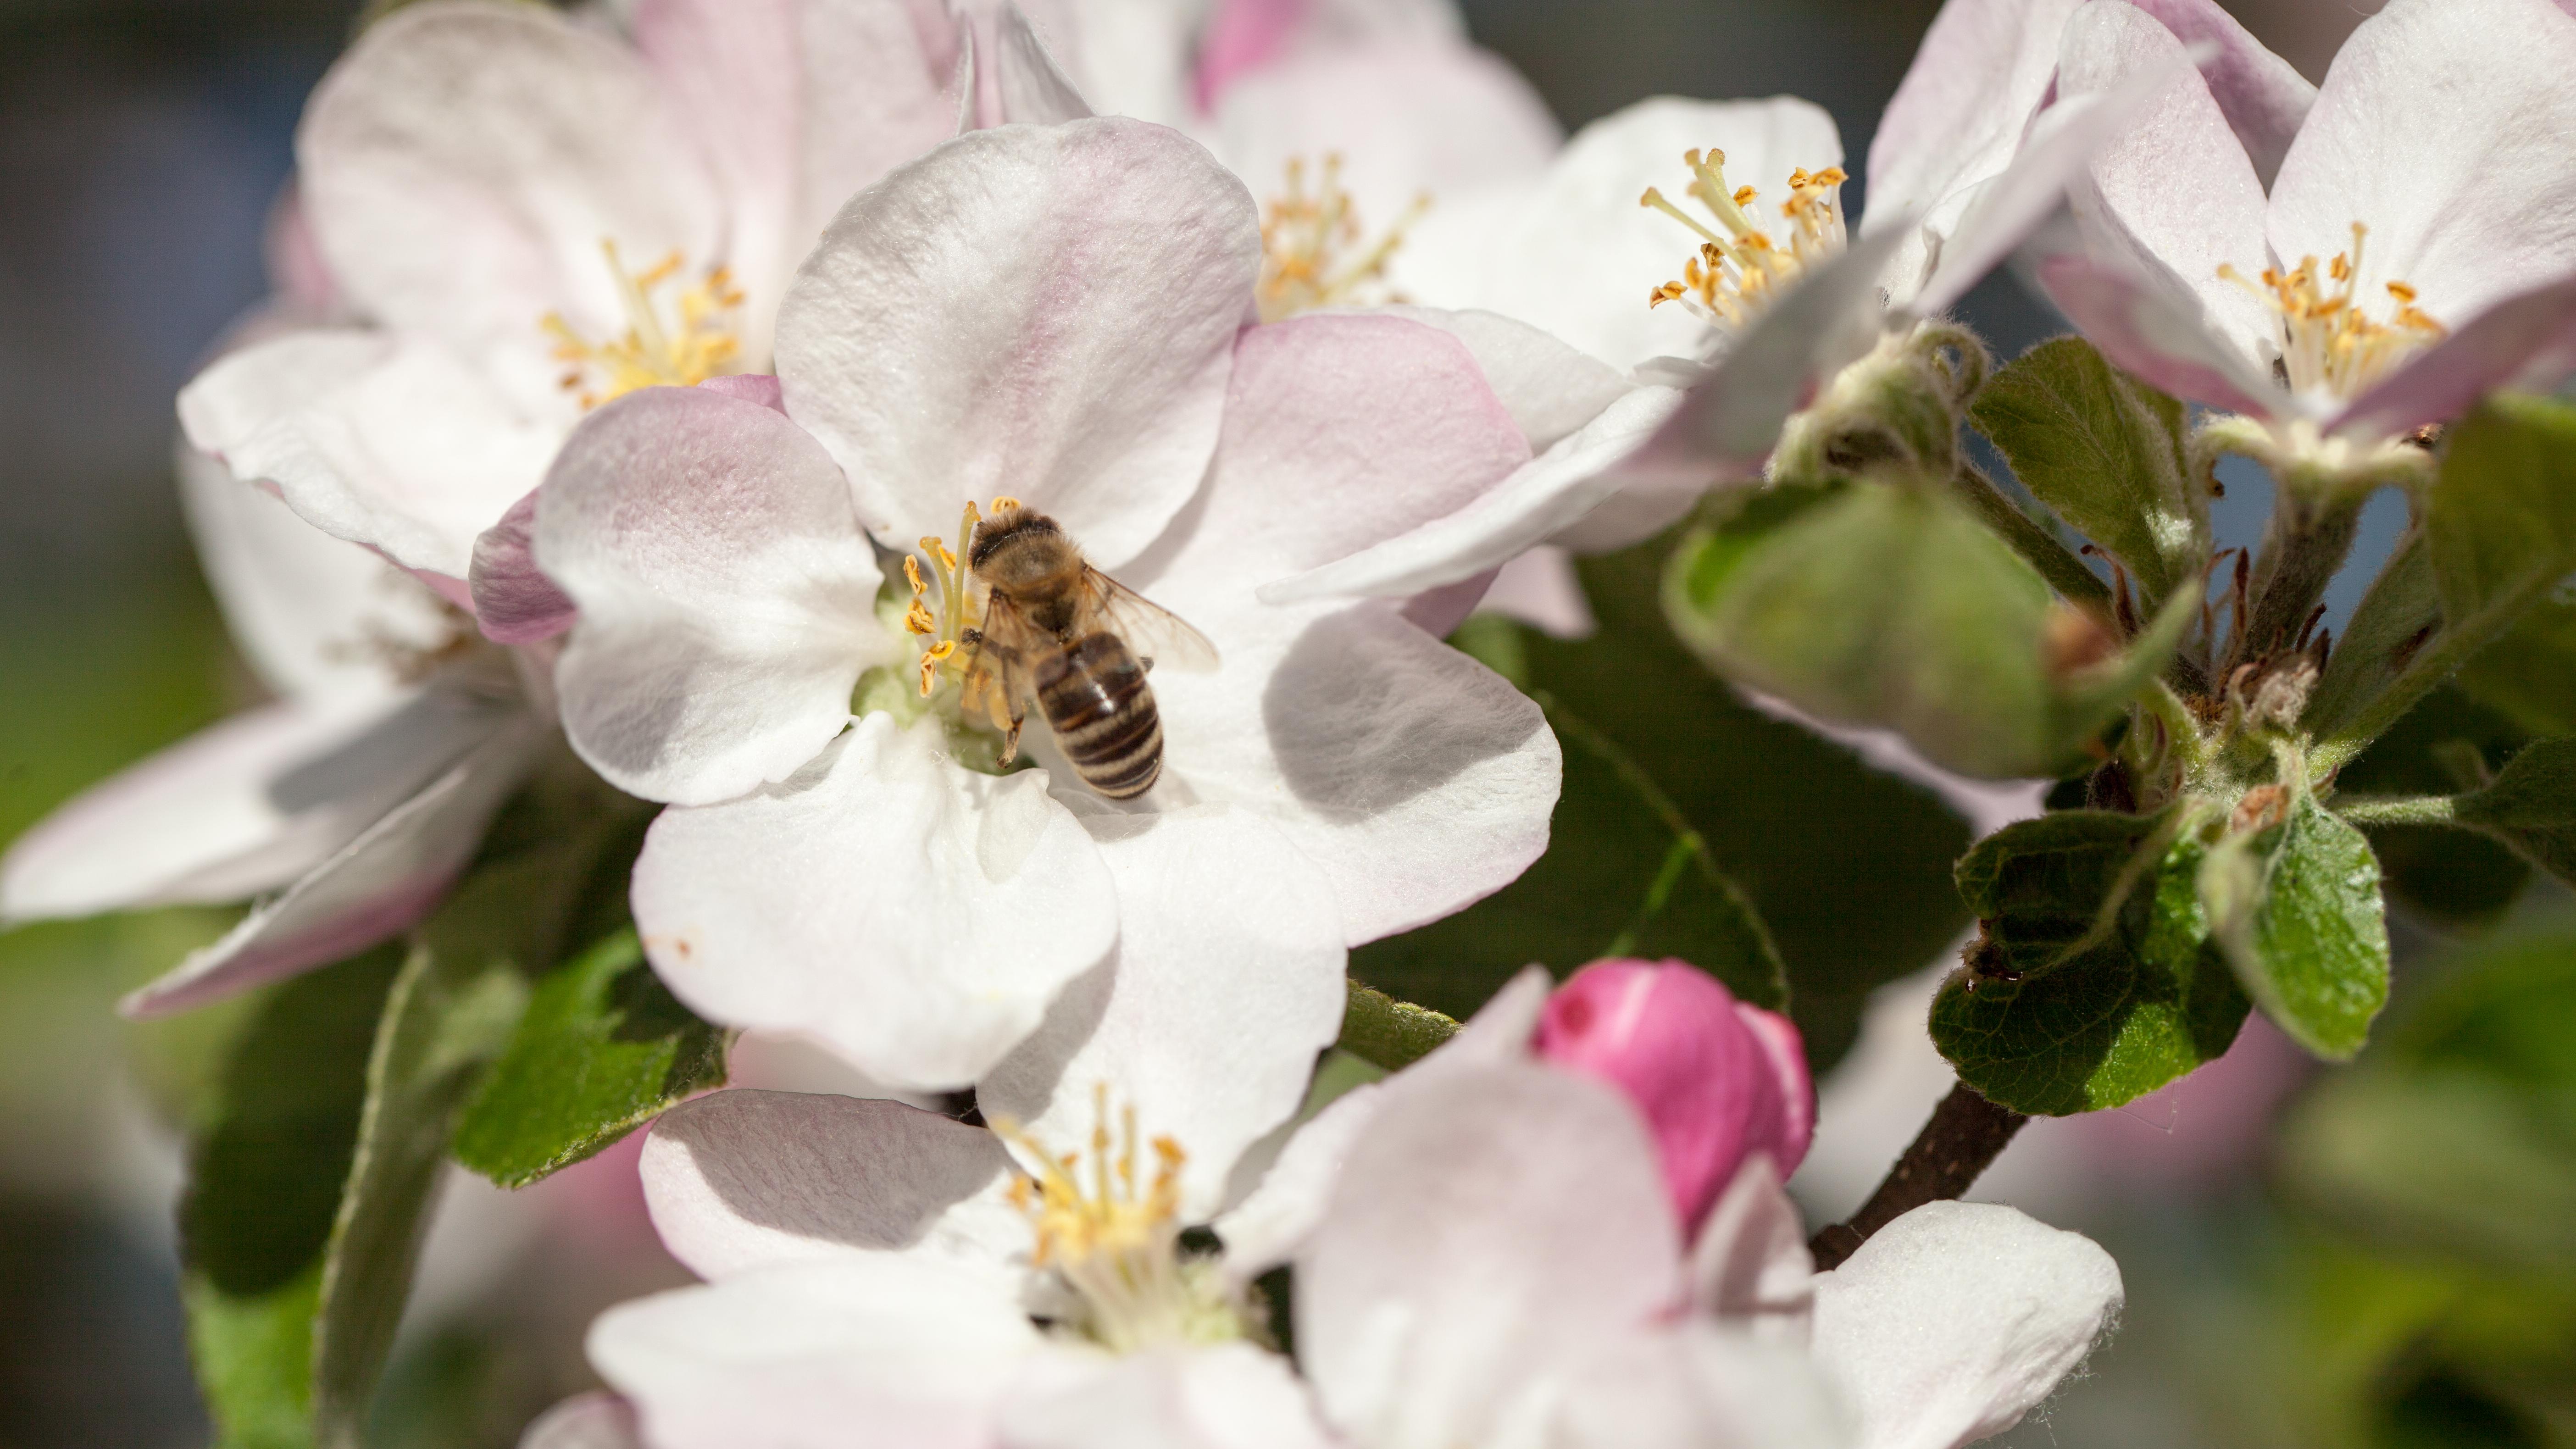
[1808,1082,2029,1270]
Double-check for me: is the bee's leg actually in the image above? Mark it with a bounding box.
[999,714,1025,766]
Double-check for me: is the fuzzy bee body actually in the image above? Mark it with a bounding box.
[959,508,1215,800]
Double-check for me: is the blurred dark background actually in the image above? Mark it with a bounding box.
[22,3,2570,1449]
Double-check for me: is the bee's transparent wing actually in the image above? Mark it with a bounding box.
[1084,570,1219,673]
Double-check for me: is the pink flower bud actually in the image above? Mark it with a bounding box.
[1532,960,1814,1236]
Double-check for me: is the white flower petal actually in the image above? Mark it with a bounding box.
[776,118,1260,567]
[1212,37,1559,238]
[978,805,1346,1221]
[181,330,566,579]
[1687,1154,1814,1343]
[1478,545,1596,639]
[177,442,446,708]
[999,1343,1334,1449]
[589,1257,1039,1449]
[1389,95,1843,373]
[1297,1060,1682,1449]
[639,1088,1027,1280]
[518,1393,640,1449]
[535,384,887,806]
[1865,0,2085,302]
[1555,1324,1854,1449]
[1365,305,1634,453]
[0,697,413,922]
[988,4,1097,125]
[300,2,720,403]
[2266,0,2576,330]
[2049,0,2275,365]
[120,701,545,1018]
[2122,0,2314,183]
[2333,272,2576,441]
[631,713,1117,1090]
[1810,1200,2123,1449]
[2026,233,2284,418]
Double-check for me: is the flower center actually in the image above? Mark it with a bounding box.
[543,240,745,410]
[2219,223,2446,403]
[1640,149,1848,332]
[994,1085,1257,1354]
[902,496,1019,699]
[1257,155,1429,323]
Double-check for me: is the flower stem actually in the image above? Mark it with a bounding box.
[1808,1081,2028,1270]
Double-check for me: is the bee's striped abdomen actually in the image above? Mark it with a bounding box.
[1036,632,1163,799]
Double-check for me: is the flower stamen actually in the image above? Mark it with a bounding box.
[1257,155,1430,323]
[904,498,1020,698]
[2219,223,2446,403]
[1641,149,1847,333]
[542,239,746,410]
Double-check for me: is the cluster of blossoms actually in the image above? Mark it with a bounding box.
[7,0,2575,1442]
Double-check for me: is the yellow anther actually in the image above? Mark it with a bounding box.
[542,239,747,411]
[1641,145,1846,333]
[918,638,957,697]
[2220,221,2445,402]
[1257,155,1430,322]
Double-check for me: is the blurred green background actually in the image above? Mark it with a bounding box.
[5,0,2569,1445]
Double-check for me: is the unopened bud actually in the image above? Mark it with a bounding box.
[1532,960,1814,1237]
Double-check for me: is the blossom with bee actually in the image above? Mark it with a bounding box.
[173,0,1013,593]
[522,970,2117,1449]
[512,117,1558,1093]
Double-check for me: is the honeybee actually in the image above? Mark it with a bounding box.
[956,506,1218,799]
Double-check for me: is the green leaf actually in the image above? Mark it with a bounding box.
[2200,790,2390,1060]
[1930,810,2249,1115]
[1358,536,1974,1071]
[2334,686,2532,926]
[1665,479,2186,781]
[454,928,728,1187]
[1969,336,2204,606]
[2454,738,2576,888]
[2455,592,2576,737]
[2306,529,2439,741]
[311,758,661,1448]
[179,945,405,1449]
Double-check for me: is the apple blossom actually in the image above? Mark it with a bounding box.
[0,443,545,1016]
[2030,0,2576,476]
[1254,0,2199,614]
[516,117,1557,1091]
[529,969,2119,1449]
[175,0,1020,590]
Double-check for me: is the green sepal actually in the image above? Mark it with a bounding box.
[2454,738,2576,888]
[1931,810,2249,1116]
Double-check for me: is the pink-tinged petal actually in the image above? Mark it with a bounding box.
[1259,386,1683,605]
[300,3,721,405]
[1686,1155,1814,1341]
[791,0,970,245]
[2333,272,2576,441]
[1811,1201,2123,1449]
[2040,0,2274,360]
[2121,0,2313,183]
[1369,305,1635,453]
[1194,0,1306,110]
[180,330,567,578]
[2267,0,2576,331]
[265,182,340,316]
[1533,960,1813,1232]
[1388,96,1841,374]
[1554,1324,1852,1449]
[468,489,576,645]
[1478,546,1596,639]
[695,372,786,411]
[535,386,887,807]
[1094,313,1551,945]
[631,713,1117,1091]
[120,702,545,1018]
[1865,0,2087,301]
[978,806,1346,1220]
[639,1089,1025,1280]
[982,3,1096,125]
[776,118,1260,568]
[1622,226,1908,485]
[629,0,799,348]
[1,698,413,922]
[176,443,445,706]
[588,1258,1038,1449]
[519,1393,640,1449]
[1296,1061,1682,1448]
[1211,38,1559,241]
[2031,245,2283,419]
[1210,1080,1386,1279]
[1000,1342,1334,1449]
